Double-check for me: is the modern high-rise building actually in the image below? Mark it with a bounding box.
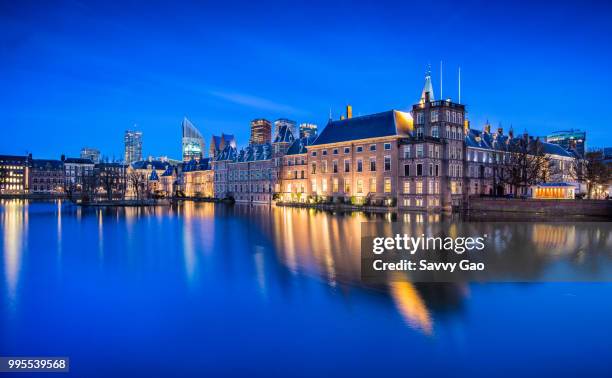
[181,117,205,162]
[299,123,318,138]
[546,129,586,157]
[250,119,272,145]
[124,130,143,164]
[80,147,100,164]
[273,118,297,139]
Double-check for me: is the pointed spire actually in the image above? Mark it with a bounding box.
[420,64,435,104]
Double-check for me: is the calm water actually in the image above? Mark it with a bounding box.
[1,200,611,377]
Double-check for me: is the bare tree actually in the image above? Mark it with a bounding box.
[569,151,610,198]
[97,165,125,201]
[496,136,550,196]
[127,171,147,201]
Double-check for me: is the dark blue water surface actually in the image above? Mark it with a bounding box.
[1,200,611,377]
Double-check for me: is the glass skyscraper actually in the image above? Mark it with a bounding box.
[182,117,205,162]
[124,130,143,164]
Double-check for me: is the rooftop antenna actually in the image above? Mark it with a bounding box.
[458,66,461,104]
[440,60,443,100]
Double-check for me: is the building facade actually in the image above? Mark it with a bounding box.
[0,155,30,194]
[209,133,236,158]
[30,159,65,194]
[249,119,272,145]
[182,158,214,198]
[124,130,143,164]
[63,157,95,192]
[94,162,126,199]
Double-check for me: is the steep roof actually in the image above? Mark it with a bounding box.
[64,157,94,164]
[183,157,211,172]
[32,159,63,170]
[214,145,237,161]
[465,129,574,158]
[131,160,171,170]
[236,143,272,162]
[311,110,413,146]
[286,135,317,155]
[149,169,159,181]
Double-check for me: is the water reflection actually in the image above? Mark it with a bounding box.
[1,200,27,305]
[1,200,610,338]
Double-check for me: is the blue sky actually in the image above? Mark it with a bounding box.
[1,0,611,160]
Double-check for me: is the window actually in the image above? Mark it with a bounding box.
[404,164,410,176]
[432,126,439,138]
[356,146,363,153]
[322,161,327,173]
[311,151,317,157]
[416,144,424,158]
[416,112,424,124]
[403,145,410,159]
[357,179,363,194]
[417,164,423,176]
[333,160,338,173]
[431,110,438,122]
[384,177,392,193]
[428,180,433,194]
[311,163,316,174]
[416,181,423,194]
[384,143,391,150]
[429,145,434,157]
[357,159,363,172]
[311,179,317,192]
[333,148,338,155]
[435,181,439,194]
[344,160,350,172]
[403,198,411,207]
[322,179,327,192]
[344,179,351,193]
[384,156,391,171]
[415,198,423,207]
[333,178,339,192]
[417,127,423,138]
[403,180,410,194]
[369,178,376,193]
[369,144,376,151]
[322,150,328,156]
[451,181,457,194]
[435,146,440,158]
[435,164,439,176]
[429,163,433,176]
[344,147,350,154]
[370,158,376,171]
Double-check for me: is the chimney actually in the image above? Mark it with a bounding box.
[346,104,353,119]
[484,124,491,134]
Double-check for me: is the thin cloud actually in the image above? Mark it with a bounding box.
[209,90,305,115]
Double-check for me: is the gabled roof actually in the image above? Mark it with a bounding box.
[32,159,63,170]
[214,145,237,161]
[312,110,413,146]
[236,143,272,163]
[273,125,295,144]
[286,135,317,155]
[149,169,159,181]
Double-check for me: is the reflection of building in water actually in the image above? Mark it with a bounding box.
[532,224,576,253]
[2,200,27,302]
[389,281,433,334]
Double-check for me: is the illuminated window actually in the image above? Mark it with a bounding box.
[384,178,391,193]
[403,180,410,194]
[416,180,423,194]
[357,179,363,193]
[311,179,317,192]
[370,178,376,193]
[332,178,339,192]
[322,179,327,192]
[344,179,351,193]
[322,161,327,173]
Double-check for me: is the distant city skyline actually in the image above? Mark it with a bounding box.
[1,0,612,160]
